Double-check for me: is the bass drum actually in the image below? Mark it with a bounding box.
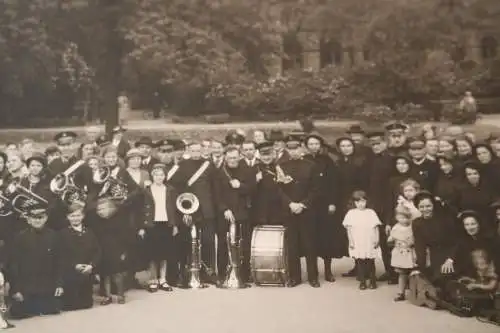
[250,225,288,286]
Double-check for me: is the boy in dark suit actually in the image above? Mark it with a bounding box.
[9,207,63,319]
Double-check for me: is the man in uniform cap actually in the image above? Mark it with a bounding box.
[278,134,320,288]
[346,124,372,158]
[385,121,409,156]
[49,131,78,174]
[155,139,176,165]
[110,125,130,159]
[253,141,284,227]
[407,136,439,192]
[365,130,397,284]
[10,207,63,319]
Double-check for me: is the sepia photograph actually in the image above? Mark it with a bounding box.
[0,0,499,332]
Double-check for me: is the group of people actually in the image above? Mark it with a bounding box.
[0,120,499,324]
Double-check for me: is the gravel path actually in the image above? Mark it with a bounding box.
[9,258,498,333]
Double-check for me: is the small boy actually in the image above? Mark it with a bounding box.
[9,207,63,319]
[58,203,101,311]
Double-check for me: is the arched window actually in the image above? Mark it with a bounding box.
[282,33,303,72]
[481,36,498,59]
[319,38,342,68]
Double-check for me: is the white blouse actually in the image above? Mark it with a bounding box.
[151,184,168,222]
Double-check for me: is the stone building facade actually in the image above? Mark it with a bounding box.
[267,29,498,76]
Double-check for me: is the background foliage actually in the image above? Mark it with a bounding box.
[0,0,498,128]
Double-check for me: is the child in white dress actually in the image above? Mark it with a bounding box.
[342,190,382,290]
[388,207,416,301]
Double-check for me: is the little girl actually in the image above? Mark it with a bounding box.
[395,179,422,221]
[388,207,416,301]
[342,190,381,290]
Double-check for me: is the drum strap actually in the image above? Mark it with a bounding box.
[187,161,210,187]
[167,164,179,181]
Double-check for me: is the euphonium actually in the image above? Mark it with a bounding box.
[0,178,50,217]
[50,160,87,205]
[221,219,247,289]
[93,166,128,201]
[175,192,206,289]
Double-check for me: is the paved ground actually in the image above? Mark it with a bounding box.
[9,258,498,333]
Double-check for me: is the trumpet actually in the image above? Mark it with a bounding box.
[93,166,128,202]
[176,192,206,289]
[0,180,49,216]
[50,160,87,205]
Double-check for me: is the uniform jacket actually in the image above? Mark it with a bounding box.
[169,158,217,222]
[58,226,101,284]
[10,227,63,295]
[276,157,319,212]
[213,163,256,223]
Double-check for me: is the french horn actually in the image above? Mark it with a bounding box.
[50,160,87,205]
[93,166,128,202]
[175,192,206,289]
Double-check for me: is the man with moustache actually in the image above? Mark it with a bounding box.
[214,147,256,285]
[277,134,320,288]
[385,121,409,157]
[253,142,284,226]
[407,136,439,193]
[169,142,218,285]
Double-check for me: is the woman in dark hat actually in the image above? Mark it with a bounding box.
[434,156,462,215]
[411,191,458,286]
[455,160,495,227]
[474,143,500,197]
[335,136,369,277]
[304,134,341,281]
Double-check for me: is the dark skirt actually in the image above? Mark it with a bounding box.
[316,208,349,259]
[144,223,174,262]
[95,224,130,276]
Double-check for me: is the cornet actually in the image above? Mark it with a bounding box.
[50,160,87,205]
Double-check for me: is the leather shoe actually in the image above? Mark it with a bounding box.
[309,280,320,288]
[342,268,356,277]
[286,280,300,288]
[325,273,336,282]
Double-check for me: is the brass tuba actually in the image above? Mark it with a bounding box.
[93,166,128,202]
[50,160,87,205]
[221,219,248,289]
[175,192,206,289]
